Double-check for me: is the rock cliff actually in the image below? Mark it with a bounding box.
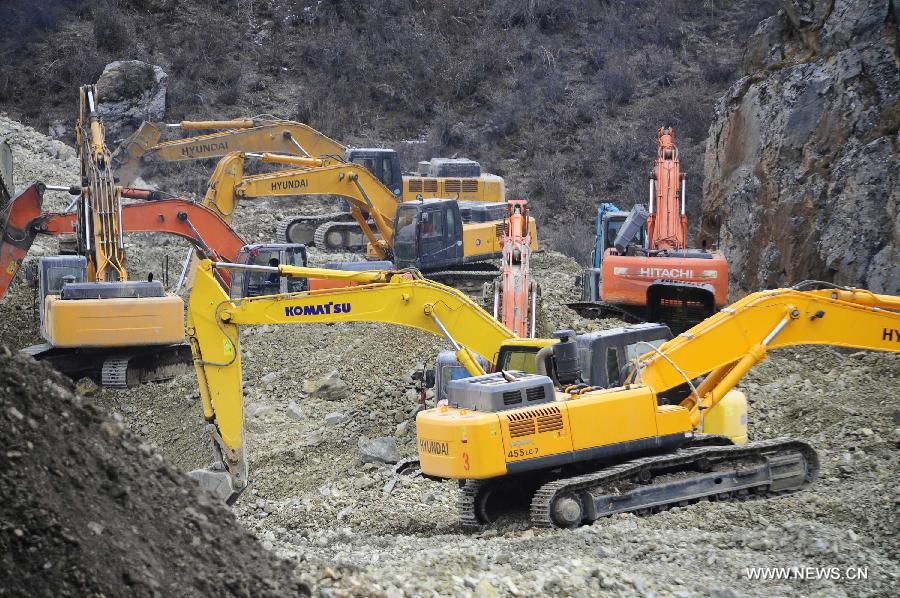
[700,0,898,295]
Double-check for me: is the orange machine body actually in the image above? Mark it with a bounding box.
[600,128,729,318]
[600,250,729,308]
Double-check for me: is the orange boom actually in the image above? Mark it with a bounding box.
[600,127,728,331]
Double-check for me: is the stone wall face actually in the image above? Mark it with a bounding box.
[700,0,898,295]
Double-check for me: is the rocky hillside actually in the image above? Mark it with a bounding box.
[0,0,779,261]
[700,0,899,296]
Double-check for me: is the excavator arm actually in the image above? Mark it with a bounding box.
[187,258,516,501]
[78,85,127,282]
[201,153,402,257]
[112,119,347,186]
[634,286,900,427]
[0,182,248,298]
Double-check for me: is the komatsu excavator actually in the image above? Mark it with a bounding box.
[417,284,900,528]
[112,118,505,250]
[196,152,538,288]
[576,128,729,332]
[187,257,677,501]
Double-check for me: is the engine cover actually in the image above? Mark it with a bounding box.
[448,371,555,412]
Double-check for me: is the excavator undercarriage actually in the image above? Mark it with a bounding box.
[460,435,818,529]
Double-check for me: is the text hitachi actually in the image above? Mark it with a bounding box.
[638,268,694,278]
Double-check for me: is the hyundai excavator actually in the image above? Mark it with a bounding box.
[196,152,538,288]
[417,284,900,528]
[111,118,505,249]
[186,257,674,502]
[572,128,729,332]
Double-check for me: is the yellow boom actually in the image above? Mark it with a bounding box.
[632,286,900,426]
[112,119,346,186]
[187,258,518,500]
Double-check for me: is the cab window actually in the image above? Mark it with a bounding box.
[499,348,537,374]
[421,210,444,239]
[381,157,394,187]
[625,338,665,362]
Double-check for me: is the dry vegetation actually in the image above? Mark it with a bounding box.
[0,0,778,262]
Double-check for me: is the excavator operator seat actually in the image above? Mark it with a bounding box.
[345,148,402,197]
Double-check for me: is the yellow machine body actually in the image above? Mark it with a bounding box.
[416,386,691,479]
[403,173,505,203]
[417,286,900,480]
[43,294,185,348]
[460,218,539,257]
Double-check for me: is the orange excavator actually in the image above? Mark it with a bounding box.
[490,199,537,336]
[597,127,728,332]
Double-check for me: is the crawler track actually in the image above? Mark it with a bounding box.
[459,437,818,530]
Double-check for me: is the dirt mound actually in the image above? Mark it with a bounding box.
[0,347,308,597]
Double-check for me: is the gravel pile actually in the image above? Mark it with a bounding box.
[2,116,897,597]
[0,348,309,596]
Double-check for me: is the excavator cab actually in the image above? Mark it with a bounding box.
[392,199,464,271]
[229,244,308,299]
[345,148,403,197]
[580,208,642,302]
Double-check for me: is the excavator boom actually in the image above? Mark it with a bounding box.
[0,182,249,298]
[78,85,127,282]
[112,119,347,186]
[498,199,535,336]
[636,285,900,426]
[187,257,518,500]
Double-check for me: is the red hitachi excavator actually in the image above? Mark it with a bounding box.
[600,127,728,332]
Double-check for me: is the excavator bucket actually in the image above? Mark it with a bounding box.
[111,121,163,185]
[0,183,46,298]
[0,138,13,208]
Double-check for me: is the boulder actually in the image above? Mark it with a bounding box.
[95,60,167,144]
[700,0,898,296]
[358,436,400,464]
[302,370,349,400]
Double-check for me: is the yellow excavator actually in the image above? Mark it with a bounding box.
[29,85,186,386]
[417,284,900,528]
[188,259,898,524]
[111,118,505,248]
[196,152,538,287]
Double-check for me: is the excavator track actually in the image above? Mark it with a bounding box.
[529,437,817,529]
[457,437,818,530]
[276,212,353,245]
[313,220,373,252]
[427,265,502,294]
